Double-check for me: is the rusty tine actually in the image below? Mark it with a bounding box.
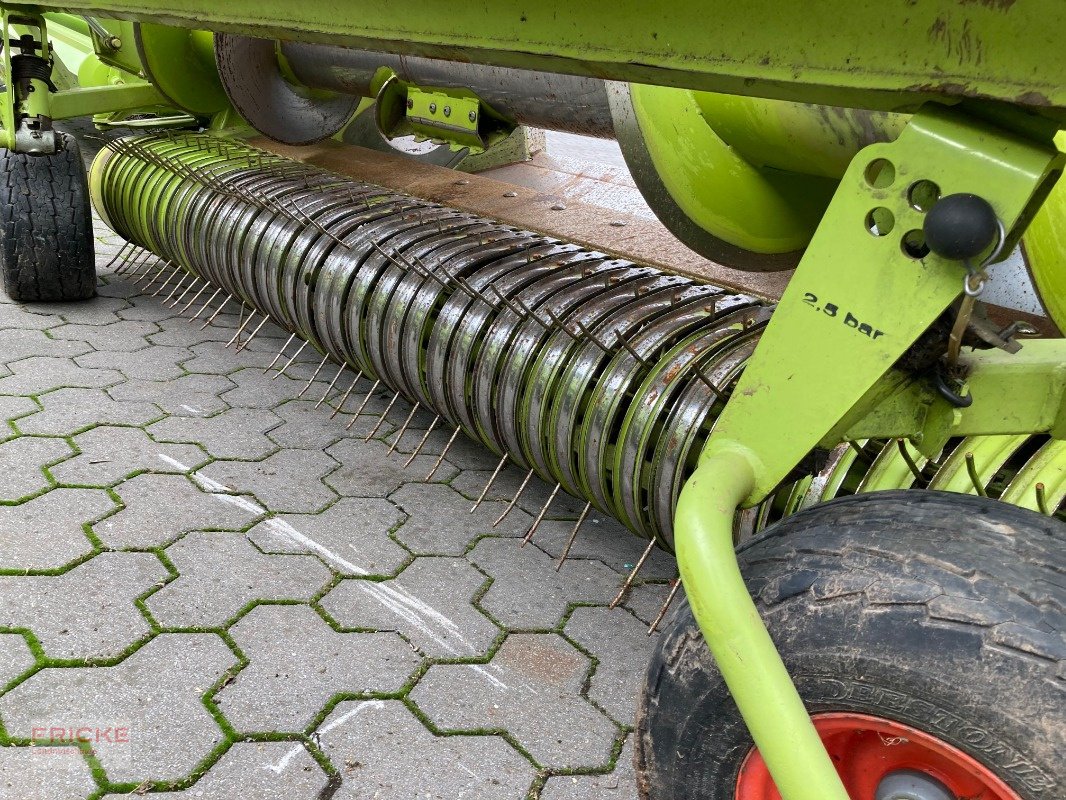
[331,371,363,419]
[170,277,204,308]
[896,439,924,482]
[471,454,509,513]
[648,578,683,634]
[298,355,330,398]
[234,314,271,353]
[150,267,182,297]
[404,415,440,467]
[425,426,461,481]
[161,273,192,305]
[556,502,592,571]
[610,539,657,608]
[225,307,255,347]
[347,379,381,430]
[264,332,297,373]
[272,339,308,378]
[494,468,533,527]
[200,295,232,329]
[365,391,400,441]
[388,402,421,455]
[189,287,223,322]
[522,482,561,546]
[615,332,652,366]
[316,363,347,409]
[106,241,136,272]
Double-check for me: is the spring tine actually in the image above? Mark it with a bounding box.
[964,452,988,497]
[403,415,440,467]
[896,439,923,482]
[610,539,657,608]
[1036,482,1050,515]
[494,468,533,527]
[103,241,134,271]
[200,295,232,329]
[161,273,191,305]
[615,332,651,366]
[189,287,222,322]
[264,332,297,373]
[692,364,725,396]
[365,391,400,441]
[346,379,381,429]
[297,354,329,398]
[388,402,421,455]
[234,314,270,353]
[135,261,169,288]
[542,306,578,339]
[471,454,508,513]
[426,426,461,481]
[522,483,561,546]
[330,372,363,419]
[115,247,151,277]
[316,364,347,409]
[225,307,255,347]
[168,276,201,308]
[174,279,207,312]
[555,501,592,570]
[272,339,308,379]
[150,267,182,297]
[568,315,615,352]
[648,578,682,634]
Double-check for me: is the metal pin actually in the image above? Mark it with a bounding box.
[847,440,866,457]
[1036,482,1050,516]
[610,539,657,608]
[426,427,461,481]
[200,295,233,329]
[471,454,509,513]
[365,391,400,441]
[346,379,381,430]
[556,501,591,570]
[648,578,682,634]
[103,241,134,271]
[189,288,222,323]
[896,439,923,482]
[135,261,170,288]
[150,268,182,297]
[568,315,615,353]
[115,248,152,277]
[161,274,192,305]
[330,372,363,419]
[234,315,270,353]
[272,339,308,379]
[298,355,329,398]
[388,402,421,455]
[494,468,534,527]
[964,452,987,497]
[264,332,297,373]
[403,415,440,467]
[316,364,347,409]
[225,307,256,348]
[615,333,652,366]
[522,483,561,546]
[176,281,209,313]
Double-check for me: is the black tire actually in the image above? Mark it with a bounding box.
[635,491,1064,800]
[0,131,96,301]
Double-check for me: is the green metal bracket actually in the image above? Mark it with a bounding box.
[1,8,56,151]
[675,104,1062,800]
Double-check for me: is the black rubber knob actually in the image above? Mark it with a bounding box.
[923,193,998,261]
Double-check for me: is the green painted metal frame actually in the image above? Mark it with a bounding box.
[5,1,1066,117]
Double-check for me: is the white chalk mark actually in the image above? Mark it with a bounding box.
[264,700,386,774]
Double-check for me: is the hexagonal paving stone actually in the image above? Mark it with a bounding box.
[531,515,677,580]
[108,373,233,418]
[451,466,588,519]
[0,745,96,800]
[563,607,658,724]
[0,633,35,687]
[0,356,124,396]
[0,436,71,500]
[0,552,167,660]
[100,741,329,800]
[0,395,38,432]
[22,294,127,325]
[197,449,339,513]
[390,483,531,556]
[181,340,277,375]
[321,557,497,658]
[268,399,350,450]
[220,367,336,411]
[468,537,620,628]
[411,633,617,769]
[621,581,678,627]
[0,634,236,785]
[15,388,162,436]
[0,299,63,331]
[149,407,282,460]
[0,489,114,571]
[325,439,455,499]
[0,329,91,366]
[215,604,419,733]
[316,700,534,799]
[50,319,158,352]
[145,532,333,628]
[95,473,262,549]
[247,498,408,577]
[145,312,244,348]
[50,427,209,487]
[540,735,639,799]
[76,345,193,381]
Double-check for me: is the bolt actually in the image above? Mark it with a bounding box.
[406,98,414,110]
[107,36,122,49]
[429,102,437,114]
[468,110,477,123]
[443,106,451,117]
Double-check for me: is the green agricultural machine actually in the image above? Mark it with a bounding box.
[1,3,1064,799]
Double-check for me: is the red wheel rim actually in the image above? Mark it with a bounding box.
[735,712,1022,800]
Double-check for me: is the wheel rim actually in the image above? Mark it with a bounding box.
[734,712,1022,800]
